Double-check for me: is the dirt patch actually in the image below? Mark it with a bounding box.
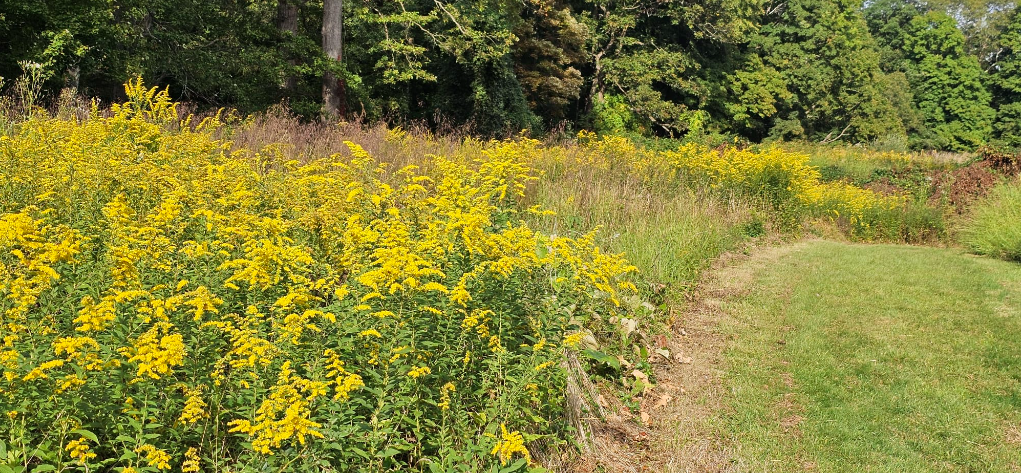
[577,240,808,472]
[1006,424,1021,446]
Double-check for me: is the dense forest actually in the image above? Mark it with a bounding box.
[2,0,1021,150]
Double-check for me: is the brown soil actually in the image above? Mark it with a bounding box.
[572,241,807,472]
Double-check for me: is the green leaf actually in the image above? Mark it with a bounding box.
[375,448,400,458]
[71,429,99,443]
[350,447,370,459]
[0,465,12,473]
[581,348,620,371]
[33,466,56,473]
[499,458,528,472]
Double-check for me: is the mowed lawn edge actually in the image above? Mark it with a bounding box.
[716,240,1021,472]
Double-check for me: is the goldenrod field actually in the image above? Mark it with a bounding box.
[0,82,930,472]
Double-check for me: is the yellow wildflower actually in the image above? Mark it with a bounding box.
[488,335,504,353]
[490,423,530,465]
[407,366,432,378]
[179,388,208,424]
[65,437,96,463]
[119,322,185,380]
[182,447,200,473]
[183,285,222,322]
[74,295,116,332]
[56,374,86,393]
[227,362,328,455]
[438,382,455,410]
[22,359,64,381]
[324,349,364,400]
[564,332,584,349]
[135,444,172,470]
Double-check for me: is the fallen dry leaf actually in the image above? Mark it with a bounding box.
[654,347,670,360]
[652,393,673,410]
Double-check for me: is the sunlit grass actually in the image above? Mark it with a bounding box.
[961,179,1021,261]
[720,241,1021,471]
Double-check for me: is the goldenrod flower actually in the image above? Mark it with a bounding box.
[490,424,530,465]
[438,382,455,410]
[136,444,171,470]
[119,322,185,380]
[65,437,96,463]
[182,447,200,473]
[407,366,431,378]
[227,362,328,454]
[563,332,584,349]
[179,388,208,424]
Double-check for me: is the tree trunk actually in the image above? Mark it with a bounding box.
[277,0,300,92]
[322,0,345,119]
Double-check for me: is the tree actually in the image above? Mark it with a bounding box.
[512,1,587,121]
[990,7,1021,146]
[733,0,902,142]
[322,0,344,118]
[903,11,994,150]
[277,0,302,92]
[572,0,758,137]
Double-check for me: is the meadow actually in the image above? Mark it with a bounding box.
[1,81,1018,472]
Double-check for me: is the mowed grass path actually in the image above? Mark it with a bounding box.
[719,241,1021,472]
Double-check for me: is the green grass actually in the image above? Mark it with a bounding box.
[961,180,1021,261]
[720,241,1021,472]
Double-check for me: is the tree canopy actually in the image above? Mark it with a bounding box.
[1,0,1018,149]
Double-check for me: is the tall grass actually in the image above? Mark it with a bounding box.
[960,179,1021,261]
[531,171,752,299]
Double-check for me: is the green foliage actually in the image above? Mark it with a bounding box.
[0,0,1014,148]
[960,179,1021,260]
[725,55,791,135]
[735,0,902,143]
[990,8,1021,147]
[903,11,995,150]
[590,94,645,135]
